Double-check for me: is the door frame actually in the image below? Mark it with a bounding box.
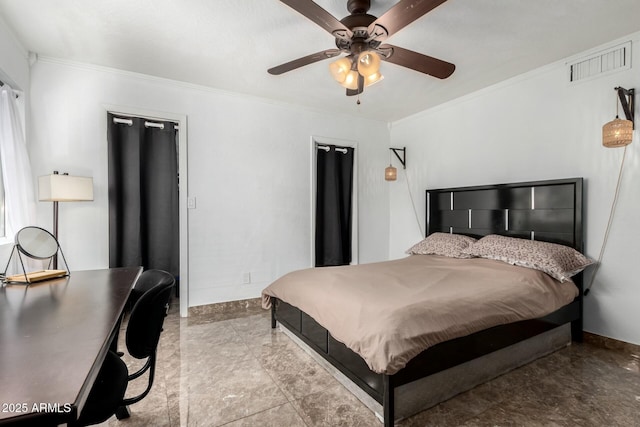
[310,135,358,267]
[104,104,189,317]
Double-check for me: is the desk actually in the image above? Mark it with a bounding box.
[0,267,142,426]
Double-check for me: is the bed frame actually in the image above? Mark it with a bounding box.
[270,178,584,426]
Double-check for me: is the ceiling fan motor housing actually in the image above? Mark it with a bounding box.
[336,14,381,54]
[347,0,371,14]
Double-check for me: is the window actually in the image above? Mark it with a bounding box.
[0,81,32,239]
[0,168,5,237]
[0,81,8,238]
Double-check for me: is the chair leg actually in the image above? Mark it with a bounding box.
[115,405,131,420]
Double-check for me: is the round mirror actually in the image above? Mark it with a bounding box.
[15,226,59,259]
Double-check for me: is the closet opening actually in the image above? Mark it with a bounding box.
[310,136,358,267]
[106,109,189,316]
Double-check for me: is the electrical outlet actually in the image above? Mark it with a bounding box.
[242,272,251,284]
[187,197,196,209]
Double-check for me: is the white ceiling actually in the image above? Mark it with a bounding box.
[2,0,640,122]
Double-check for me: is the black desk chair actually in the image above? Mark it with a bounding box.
[109,269,176,354]
[74,270,175,426]
[129,268,175,307]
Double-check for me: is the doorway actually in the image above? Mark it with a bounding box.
[106,107,189,317]
[310,136,358,267]
[108,113,178,271]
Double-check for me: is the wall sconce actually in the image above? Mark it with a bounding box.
[602,86,634,147]
[385,147,406,181]
[38,171,94,268]
[586,86,635,295]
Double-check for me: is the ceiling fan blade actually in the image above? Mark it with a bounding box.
[368,0,448,41]
[380,44,454,79]
[280,0,353,40]
[268,49,342,75]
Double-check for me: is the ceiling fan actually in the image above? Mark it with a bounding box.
[268,0,455,97]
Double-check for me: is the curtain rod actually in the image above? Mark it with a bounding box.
[112,117,179,130]
[316,144,348,154]
[0,80,19,99]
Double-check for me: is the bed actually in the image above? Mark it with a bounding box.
[262,178,586,426]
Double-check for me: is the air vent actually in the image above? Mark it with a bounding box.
[568,41,631,83]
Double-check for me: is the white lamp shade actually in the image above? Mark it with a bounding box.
[39,174,94,202]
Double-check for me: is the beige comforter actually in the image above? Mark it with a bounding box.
[262,255,578,375]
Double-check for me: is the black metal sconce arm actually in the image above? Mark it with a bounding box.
[616,87,635,128]
[390,147,406,169]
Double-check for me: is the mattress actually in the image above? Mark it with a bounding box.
[262,255,578,374]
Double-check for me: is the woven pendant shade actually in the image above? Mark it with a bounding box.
[385,165,397,181]
[602,117,633,147]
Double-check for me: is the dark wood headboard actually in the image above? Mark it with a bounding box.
[426,178,585,337]
[426,178,584,252]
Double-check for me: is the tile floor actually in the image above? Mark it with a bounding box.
[100,300,640,426]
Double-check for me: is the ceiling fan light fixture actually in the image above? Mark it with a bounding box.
[357,51,381,77]
[267,1,456,98]
[340,70,359,90]
[364,72,384,87]
[329,57,353,83]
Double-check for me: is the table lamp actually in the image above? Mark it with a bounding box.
[38,171,93,268]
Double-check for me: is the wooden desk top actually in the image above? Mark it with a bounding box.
[0,267,142,425]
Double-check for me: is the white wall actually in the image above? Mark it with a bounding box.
[25,57,390,307]
[0,14,29,91]
[389,33,640,345]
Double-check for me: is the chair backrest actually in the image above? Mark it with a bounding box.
[129,269,175,307]
[126,270,175,359]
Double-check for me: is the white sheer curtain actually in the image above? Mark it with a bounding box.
[0,84,36,239]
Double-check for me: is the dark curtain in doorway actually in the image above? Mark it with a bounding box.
[107,113,179,277]
[315,144,354,267]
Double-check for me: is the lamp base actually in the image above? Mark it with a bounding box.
[53,201,58,269]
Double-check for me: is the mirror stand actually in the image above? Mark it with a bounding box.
[2,227,70,285]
